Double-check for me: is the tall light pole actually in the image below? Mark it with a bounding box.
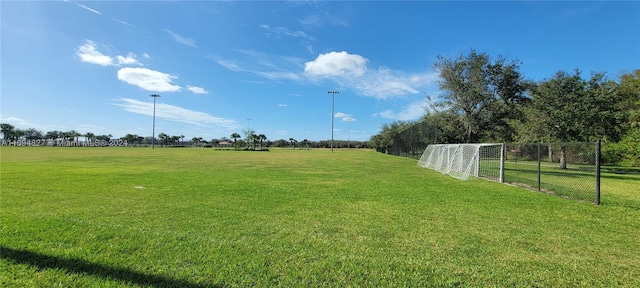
[327,90,339,153]
[150,94,161,149]
[247,118,252,130]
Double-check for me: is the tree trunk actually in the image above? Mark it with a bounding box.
[559,147,567,169]
[548,145,553,163]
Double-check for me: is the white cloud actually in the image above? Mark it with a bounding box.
[165,28,197,47]
[76,40,113,66]
[76,40,141,66]
[212,52,303,81]
[215,59,242,71]
[374,100,427,121]
[112,98,239,129]
[116,53,141,65]
[304,51,367,77]
[215,50,438,100]
[117,67,181,92]
[74,2,101,15]
[298,11,349,28]
[335,112,356,122]
[260,25,316,41]
[255,70,301,81]
[112,18,131,26]
[351,68,438,99]
[187,86,209,94]
[278,104,287,107]
[298,15,322,27]
[0,115,43,129]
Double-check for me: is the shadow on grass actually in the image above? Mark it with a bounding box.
[0,246,221,288]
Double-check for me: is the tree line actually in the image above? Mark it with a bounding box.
[370,50,640,166]
[0,124,370,150]
[225,129,369,150]
[0,126,115,143]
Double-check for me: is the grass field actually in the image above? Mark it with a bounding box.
[1,147,639,287]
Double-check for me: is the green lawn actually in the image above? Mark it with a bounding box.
[1,147,639,287]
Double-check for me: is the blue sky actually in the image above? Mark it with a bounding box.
[1,1,639,142]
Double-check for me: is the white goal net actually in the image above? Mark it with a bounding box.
[418,143,504,181]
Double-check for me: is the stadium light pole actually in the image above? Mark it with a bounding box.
[150,94,161,149]
[328,90,339,153]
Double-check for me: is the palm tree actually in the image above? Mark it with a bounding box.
[289,137,296,149]
[251,134,260,150]
[45,130,61,140]
[84,132,95,143]
[258,134,267,149]
[158,133,168,147]
[180,135,185,146]
[231,132,241,149]
[191,137,199,147]
[68,130,80,142]
[302,139,309,150]
[169,135,180,146]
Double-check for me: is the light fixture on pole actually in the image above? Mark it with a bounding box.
[327,90,339,153]
[150,94,161,149]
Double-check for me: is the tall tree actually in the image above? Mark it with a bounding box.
[67,130,81,142]
[369,120,412,153]
[526,70,623,143]
[158,133,168,146]
[84,132,95,142]
[230,132,241,149]
[95,134,112,141]
[258,134,267,149]
[0,123,15,140]
[289,138,296,149]
[45,131,62,140]
[433,49,531,143]
[523,70,626,168]
[611,70,640,166]
[617,70,640,130]
[23,128,44,140]
[13,129,25,141]
[243,129,256,149]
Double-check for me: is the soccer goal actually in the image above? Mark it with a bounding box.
[418,143,504,182]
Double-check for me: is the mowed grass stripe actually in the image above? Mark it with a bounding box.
[1,147,639,287]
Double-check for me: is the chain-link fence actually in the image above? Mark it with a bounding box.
[389,121,438,159]
[390,121,601,204]
[504,142,600,204]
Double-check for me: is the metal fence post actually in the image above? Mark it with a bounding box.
[595,140,601,205]
[500,143,505,183]
[537,143,541,191]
